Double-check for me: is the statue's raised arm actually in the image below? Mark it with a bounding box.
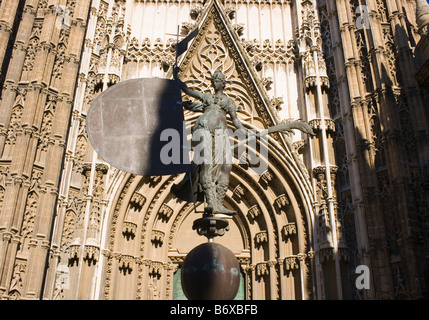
[171,69,243,216]
[173,66,204,101]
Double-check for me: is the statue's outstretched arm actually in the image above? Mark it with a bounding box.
[173,67,203,101]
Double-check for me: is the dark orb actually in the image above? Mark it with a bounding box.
[181,242,240,300]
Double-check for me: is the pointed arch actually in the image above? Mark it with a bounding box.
[97,113,315,299]
[177,0,279,130]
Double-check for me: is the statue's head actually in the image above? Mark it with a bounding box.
[211,70,226,89]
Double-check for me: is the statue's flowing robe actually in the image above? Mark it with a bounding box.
[171,93,234,203]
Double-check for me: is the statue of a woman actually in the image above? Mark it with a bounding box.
[171,67,247,216]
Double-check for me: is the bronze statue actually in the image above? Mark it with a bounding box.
[171,67,316,219]
[172,67,247,216]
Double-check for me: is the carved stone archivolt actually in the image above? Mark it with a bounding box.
[95,128,314,299]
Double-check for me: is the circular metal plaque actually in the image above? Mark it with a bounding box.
[86,78,190,176]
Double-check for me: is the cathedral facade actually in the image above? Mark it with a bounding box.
[0,0,428,300]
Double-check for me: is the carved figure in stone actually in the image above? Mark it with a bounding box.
[172,67,247,216]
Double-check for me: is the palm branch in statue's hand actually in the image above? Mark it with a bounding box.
[232,120,315,149]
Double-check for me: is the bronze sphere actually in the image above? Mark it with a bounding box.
[181,242,240,300]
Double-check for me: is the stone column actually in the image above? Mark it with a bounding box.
[0,0,21,72]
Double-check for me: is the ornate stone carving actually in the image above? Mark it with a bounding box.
[9,261,26,296]
[224,6,236,20]
[256,262,269,277]
[158,203,173,221]
[181,22,197,35]
[313,166,328,200]
[248,204,261,220]
[282,223,297,238]
[52,265,70,300]
[232,23,244,36]
[118,254,134,275]
[270,97,285,116]
[122,221,137,240]
[284,256,299,271]
[232,184,245,200]
[255,231,268,245]
[151,230,165,247]
[261,77,273,90]
[317,205,332,248]
[148,261,163,278]
[239,151,250,166]
[190,5,204,20]
[318,248,334,263]
[83,244,100,265]
[68,240,80,265]
[180,5,276,128]
[5,104,23,149]
[149,175,162,185]
[126,36,175,72]
[275,194,290,210]
[325,119,335,133]
[130,192,146,211]
[298,0,329,89]
[244,38,296,66]
[309,118,322,131]
[260,170,273,185]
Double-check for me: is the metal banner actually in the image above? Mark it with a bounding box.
[86,78,191,176]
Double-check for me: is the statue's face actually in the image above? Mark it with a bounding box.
[212,78,225,91]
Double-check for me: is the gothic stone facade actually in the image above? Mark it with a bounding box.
[0,0,428,300]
